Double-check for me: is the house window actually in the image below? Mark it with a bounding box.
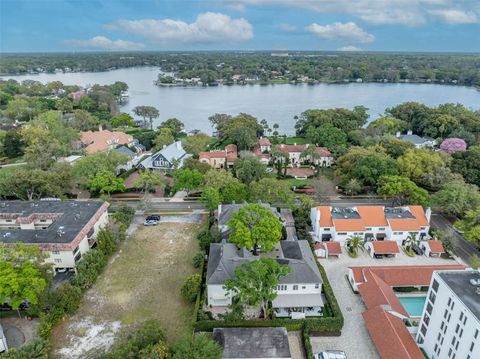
[420,324,427,336]
[448,297,452,306]
[365,227,372,231]
[459,329,463,338]
[54,258,62,263]
[429,292,436,303]
[379,227,386,230]
[424,315,430,325]
[455,342,459,350]
[52,250,60,255]
[293,285,298,290]
[459,312,463,321]
[337,232,347,235]
[324,228,330,231]
[474,329,479,339]
[302,286,306,289]
[393,232,403,235]
[463,316,467,325]
[470,342,475,352]
[432,279,439,292]
[437,332,442,341]
[315,283,319,289]
[441,322,445,330]
[40,219,47,222]
[426,303,433,315]
[455,324,460,333]
[73,246,80,255]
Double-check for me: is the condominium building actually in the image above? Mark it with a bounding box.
[417,270,480,359]
[0,200,109,272]
[311,205,431,245]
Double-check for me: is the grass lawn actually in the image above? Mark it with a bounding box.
[286,178,313,188]
[50,220,204,358]
[282,136,309,145]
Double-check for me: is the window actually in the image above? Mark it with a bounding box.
[5,219,12,222]
[474,329,479,339]
[379,227,385,230]
[455,342,459,350]
[302,286,306,289]
[470,342,475,352]
[429,292,436,303]
[448,297,452,306]
[437,333,442,341]
[441,322,445,330]
[337,232,347,235]
[73,246,80,255]
[463,316,467,325]
[40,219,47,222]
[443,309,448,319]
[293,285,298,290]
[393,231,403,235]
[455,324,460,333]
[432,279,439,292]
[52,250,60,255]
[448,313,451,321]
[459,329,463,338]
[427,303,433,315]
[451,337,456,346]
[315,283,319,289]
[324,228,330,231]
[365,227,372,231]
[448,348,452,357]
[424,315,430,325]
[421,324,427,336]
[434,344,438,352]
[451,301,455,310]
[54,258,62,263]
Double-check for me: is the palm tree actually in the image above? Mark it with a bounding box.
[346,235,366,255]
[403,232,419,252]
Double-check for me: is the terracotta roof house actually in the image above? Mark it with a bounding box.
[365,240,400,258]
[421,240,445,257]
[314,241,342,258]
[199,144,238,169]
[348,264,466,359]
[311,205,431,245]
[80,130,136,154]
[275,143,333,168]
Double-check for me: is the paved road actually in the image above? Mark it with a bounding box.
[430,214,479,264]
[109,201,206,212]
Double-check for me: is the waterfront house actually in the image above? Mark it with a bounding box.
[138,141,189,173]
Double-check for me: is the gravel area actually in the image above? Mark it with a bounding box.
[288,331,306,359]
[311,248,460,359]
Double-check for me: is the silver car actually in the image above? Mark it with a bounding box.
[314,351,347,359]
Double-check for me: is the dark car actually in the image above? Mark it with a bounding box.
[144,215,161,226]
[412,245,424,255]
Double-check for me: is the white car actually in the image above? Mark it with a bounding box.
[0,324,7,354]
[314,351,347,359]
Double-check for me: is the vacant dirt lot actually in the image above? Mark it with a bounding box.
[50,219,204,358]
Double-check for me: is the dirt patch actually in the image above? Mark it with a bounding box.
[50,220,204,358]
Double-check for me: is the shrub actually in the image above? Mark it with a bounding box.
[0,337,51,359]
[197,227,213,251]
[181,274,201,302]
[111,204,135,225]
[97,228,118,256]
[53,282,83,315]
[192,251,204,268]
[171,334,222,359]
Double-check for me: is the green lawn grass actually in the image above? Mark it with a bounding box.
[282,136,309,145]
[286,178,313,188]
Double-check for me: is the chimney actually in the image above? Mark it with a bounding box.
[395,131,401,138]
[98,124,103,131]
[407,130,413,135]
[425,207,432,223]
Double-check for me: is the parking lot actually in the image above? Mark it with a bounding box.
[311,248,461,359]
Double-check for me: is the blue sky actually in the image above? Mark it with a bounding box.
[1,0,480,53]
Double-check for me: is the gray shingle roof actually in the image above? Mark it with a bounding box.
[139,141,188,169]
[217,203,280,227]
[213,327,291,358]
[400,134,435,145]
[115,145,135,158]
[206,240,322,285]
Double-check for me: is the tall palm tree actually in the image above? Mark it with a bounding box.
[346,235,366,255]
[404,232,419,251]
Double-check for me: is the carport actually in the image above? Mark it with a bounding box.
[366,241,400,258]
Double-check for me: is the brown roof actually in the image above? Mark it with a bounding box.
[199,151,227,159]
[426,240,445,253]
[314,242,325,250]
[363,306,424,359]
[358,271,408,317]
[315,147,331,157]
[350,264,467,287]
[225,144,238,153]
[325,241,342,255]
[258,137,272,146]
[370,241,400,254]
[81,130,133,154]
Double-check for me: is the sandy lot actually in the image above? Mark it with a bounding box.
[50,219,204,358]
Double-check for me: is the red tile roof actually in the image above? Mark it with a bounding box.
[358,271,408,316]
[319,206,334,227]
[81,130,133,154]
[350,265,467,287]
[258,137,272,146]
[315,147,331,157]
[426,240,445,253]
[363,306,424,359]
[199,151,227,159]
[325,241,342,255]
[370,241,400,254]
[388,205,429,231]
[314,242,325,250]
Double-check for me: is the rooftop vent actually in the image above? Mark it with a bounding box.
[3,232,11,238]
[470,279,480,286]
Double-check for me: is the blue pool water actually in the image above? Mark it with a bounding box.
[398,296,427,317]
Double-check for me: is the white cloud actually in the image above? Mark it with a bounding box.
[337,45,362,51]
[65,36,145,50]
[429,9,478,24]
[232,0,480,26]
[105,12,254,44]
[279,23,297,32]
[306,22,375,43]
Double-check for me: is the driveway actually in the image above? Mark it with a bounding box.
[311,248,461,359]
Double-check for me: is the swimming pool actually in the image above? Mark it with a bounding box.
[398,296,427,317]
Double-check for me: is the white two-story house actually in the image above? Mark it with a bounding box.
[0,200,109,273]
[138,141,190,173]
[206,240,324,319]
[311,205,431,245]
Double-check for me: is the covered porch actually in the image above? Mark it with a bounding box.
[273,294,324,318]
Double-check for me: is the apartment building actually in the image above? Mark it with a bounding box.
[311,205,431,245]
[0,200,109,272]
[417,270,480,359]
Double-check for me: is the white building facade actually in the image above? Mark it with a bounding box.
[417,270,480,359]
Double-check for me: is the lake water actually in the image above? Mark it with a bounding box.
[2,67,479,135]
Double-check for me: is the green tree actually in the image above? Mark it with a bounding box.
[431,179,480,217]
[159,118,184,138]
[171,334,222,359]
[234,155,267,185]
[173,169,203,193]
[231,126,257,151]
[203,169,248,202]
[377,175,430,208]
[352,153,399,187]
[227,203,283,254]
[455,208,480,246]
[305,123,347,153]
[202,187,220,215]
[0,243,48,310]
[397,148,446,187]
[344,178,362,196]
[133,171,166,193]
[403,232,420,252]
[183,157,211,174]
[367,116,408,136]
[249,178,294,208]
[345,235,366,256]
[21,126,64,169]
[3,129,24,158]
[180,274,201,302]
[182,133,212,156]
[72,151,127,187]
[0,337,51,359]
[110,112,135,128]
[133,105,160,130]
[224,258,290,318]
[153,128,175,151]
[470,254,480,269]
[70,109,98,131]
[88,170,125,195]
[452,145,480,187]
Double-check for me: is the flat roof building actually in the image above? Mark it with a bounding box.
[417,270,480,359]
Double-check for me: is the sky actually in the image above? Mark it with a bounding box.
[1,0,480,53]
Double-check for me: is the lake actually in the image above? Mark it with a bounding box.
[2,67,479,135]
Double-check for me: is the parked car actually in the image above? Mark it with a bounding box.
[0,324,8,354]
[144,215,161,226]
[412,245,424,255]
[314,351,347,359]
